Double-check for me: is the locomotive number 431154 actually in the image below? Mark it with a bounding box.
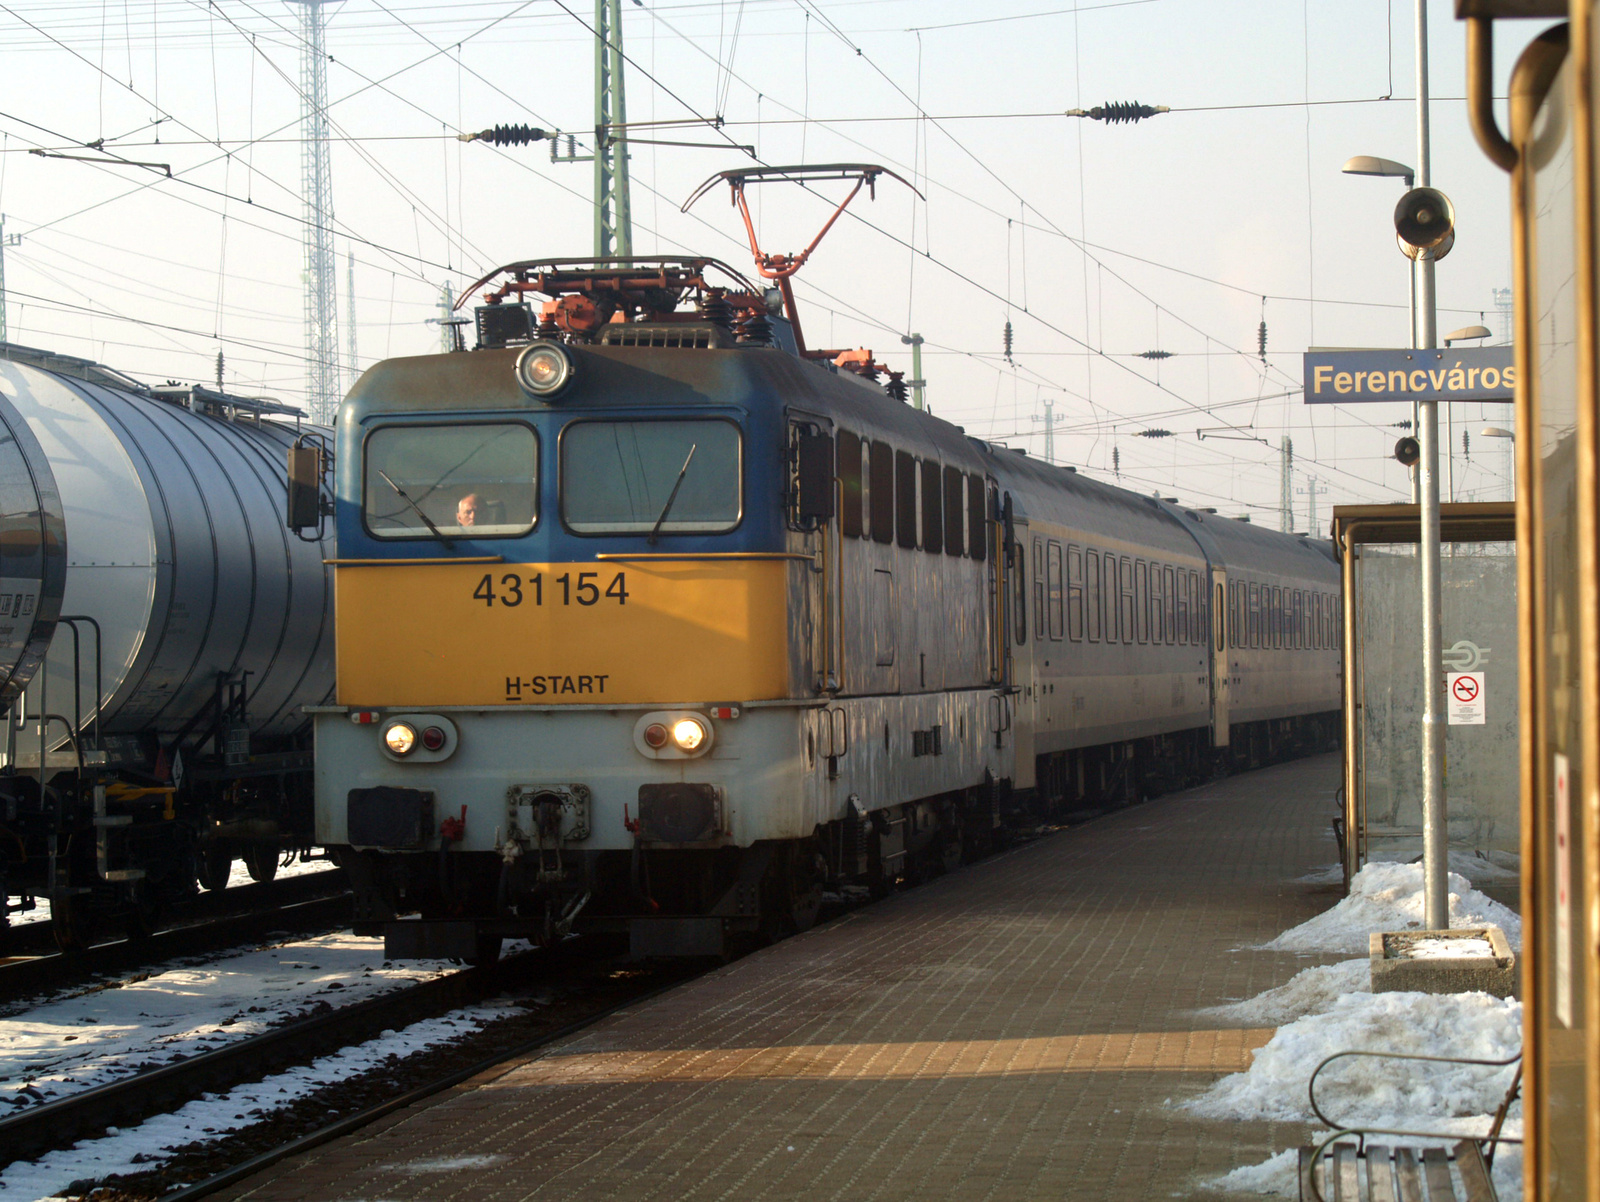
[472,571,630,608]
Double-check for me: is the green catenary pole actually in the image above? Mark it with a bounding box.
[594,0,633,259]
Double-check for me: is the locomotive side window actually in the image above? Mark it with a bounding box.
[1086,549,1101,642]
[1120,557,1135,644]
[1033,538,1046,640]
[364,421,538,539]
[562,419,741,534]
[1046,540,1063,641]
[895,450,917,549]
[837,430,863,539]
[1067,546,1084,641]
[1134,561,1149,644]
[920,460,943,554]
[943,466,965,557]
[1171,566,1184,643]
[967,476,986,562]
[870,441,894,544]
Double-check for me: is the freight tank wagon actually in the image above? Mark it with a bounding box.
[307,257,1340,964]
[0,344,335,948]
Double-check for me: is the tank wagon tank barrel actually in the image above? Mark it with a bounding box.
[0,342,335,949]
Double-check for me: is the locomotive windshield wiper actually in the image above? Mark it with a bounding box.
[376,470,454,547]
[647,443,697,545]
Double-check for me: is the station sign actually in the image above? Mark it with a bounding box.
[1302,347,1514,404]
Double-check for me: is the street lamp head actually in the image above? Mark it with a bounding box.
[1444,325,1493,345]
[1480,427,1515,439]
[1342,155,1415,187]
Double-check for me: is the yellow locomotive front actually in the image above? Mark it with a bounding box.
[308,261,836,960]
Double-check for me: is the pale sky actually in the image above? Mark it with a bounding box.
[0,1,1553,527]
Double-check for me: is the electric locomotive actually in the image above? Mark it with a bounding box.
[305,196,1339,962]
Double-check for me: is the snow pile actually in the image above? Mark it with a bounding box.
[1262,862,1521,955]
[1408,936,1494,959]
[1193,991,1523,1199]
[1196,960,1370,1026]
[1188,990,1520,1124]
[0,1002,514,1200]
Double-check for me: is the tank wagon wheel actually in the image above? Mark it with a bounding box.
[244,843,279,884]
[49,889,96,953]
[196,851,233,892]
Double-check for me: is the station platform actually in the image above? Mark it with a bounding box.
[220,753,1346,1202]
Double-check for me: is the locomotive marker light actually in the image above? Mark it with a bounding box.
[515,340,577,398]
[672,717,708,752]
[632,711,715,759]
[384,722,418,756]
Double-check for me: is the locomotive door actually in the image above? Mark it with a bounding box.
[1210,566,1230,746]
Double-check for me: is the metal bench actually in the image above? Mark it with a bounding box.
[1298,1051,1521,1202]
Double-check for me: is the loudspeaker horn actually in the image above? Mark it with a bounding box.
[1394,436,1421,467]
[1394,187,1455,251]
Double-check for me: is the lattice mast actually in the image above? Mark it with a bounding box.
[346,248,357,387]
[296,0,340,423]
[593,0,633,258]
[1280,436,1294,532]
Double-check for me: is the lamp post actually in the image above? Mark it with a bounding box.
[1342,0,1450,933]
[1342,155,1421,503]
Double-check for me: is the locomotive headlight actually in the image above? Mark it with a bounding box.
[670,718,707,752]
[514,340,575,398]
[384,722,418,756]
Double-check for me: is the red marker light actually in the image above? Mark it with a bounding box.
[420,726,446,751]
[350,711,379,725]
[643,723,668,749]
[709,706,740,720]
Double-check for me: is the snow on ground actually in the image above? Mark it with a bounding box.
[0,932,458,1110]
[1295,849,1519,889]
[1262,861,1521,955]
[5,856,340,930]
[1195,960,1371,1027]
[0,1000,517,1200]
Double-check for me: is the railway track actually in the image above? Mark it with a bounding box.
[0,881,351,1003]
[0,941,562,1170]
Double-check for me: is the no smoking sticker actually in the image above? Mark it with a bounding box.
[1447,671,1485,725]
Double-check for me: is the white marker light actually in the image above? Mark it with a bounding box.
[384,723,418,756]
[670,718,707,752]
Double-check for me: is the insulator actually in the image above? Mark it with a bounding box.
[1136,350,1172,360]
[1112,446,1121,475]
[885,372,908,402]
[1463,430,1471,458]
[1258,320,1268,362]
[699,288,733,330]
[1003,320,1014,363]
[1079,102,1168,125]
[470,124,546,147]
[735,311,772,346]
[537,311,562,340]
[1135,429,1172,438]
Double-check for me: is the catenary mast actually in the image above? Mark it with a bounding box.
[295,0,340,424]
[593,0,633,258]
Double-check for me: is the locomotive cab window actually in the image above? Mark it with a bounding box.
[838,430,863,538]
[870,441,894,544]
[561,418,741,534]
[364,422,538,539]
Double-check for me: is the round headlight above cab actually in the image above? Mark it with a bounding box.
[384,722,418,756]
[514,340,575,398]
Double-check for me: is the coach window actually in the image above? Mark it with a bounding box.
[1149,564,1164,643]
[366,421,538,539]
[1086,549,1101,641]
[1046,540,1064,640]
[1235,581,1246,649]
[1159,565,1173,644]
[837,431,863,538]
[1127,559,1143,643]
[942,466,965,556]
[1247,582,1258,647]
[1214,582,1225,651]
[1067,545,1084,640]
[1108,554,1122,642]
[1189,572,1202,644]
[1013,545,1027,645]
[967,475,987,562]
[920,460,943,554]
[895,450,918,548]
[1296,591,1306,649]
[1033,538,1046,640]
